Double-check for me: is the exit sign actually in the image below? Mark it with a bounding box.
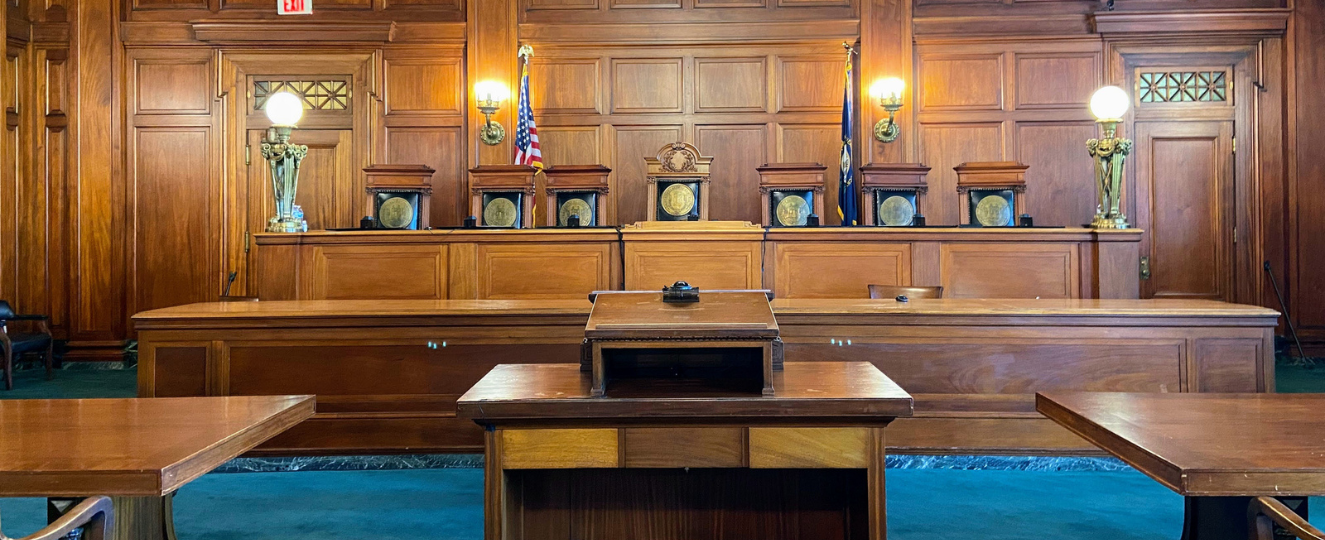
[278,0,311,14]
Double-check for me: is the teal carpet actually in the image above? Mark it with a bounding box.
[0,359,1321,539]
[0,468,1195,540]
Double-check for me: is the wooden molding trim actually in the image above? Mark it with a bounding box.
[519,19,859,43]
[31,21,68,44]
[913,14,1091,37]
[124,21,461,45]
[191,20,397,44]
[7,16,31,44]
[1092,9,1290,36]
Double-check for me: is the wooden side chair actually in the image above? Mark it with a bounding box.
[0,496,112,540]
[1249,496,1324,540]
[0,300,55,390]
[867,285,944,301]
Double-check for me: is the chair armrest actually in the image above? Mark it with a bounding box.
[1,314,52,336]
[2,496,113,540]
[1249,497,1324,540]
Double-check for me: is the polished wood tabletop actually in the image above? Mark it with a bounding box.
[1037,392,1325,497]
[459,361,913,421]
[0,395,315,497]
[133,298,1278,323]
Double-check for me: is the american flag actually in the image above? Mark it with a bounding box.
[514,61,543,168]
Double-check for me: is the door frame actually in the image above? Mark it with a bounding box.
[1105,40,1264,304]
[218,50,380,296]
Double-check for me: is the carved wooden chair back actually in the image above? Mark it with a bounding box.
[1249,496,1324,540]
[867,285,944,300]
[0,496,112,540]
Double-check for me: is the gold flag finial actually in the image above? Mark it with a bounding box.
[842,42,856,56]
[518,44,534,60]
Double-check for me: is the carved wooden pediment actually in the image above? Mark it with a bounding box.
[644,142,712,182]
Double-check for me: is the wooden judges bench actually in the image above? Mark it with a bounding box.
[134,298,1277,456]
[252,222,1143,301]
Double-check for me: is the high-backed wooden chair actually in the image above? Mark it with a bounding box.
[867,285,944,301]
[1249,497,1324,540]
[0,496,112,540]
[0,300,55,390]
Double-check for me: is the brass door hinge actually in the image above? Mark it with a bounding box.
[245,144,251,166]
[1232,137,1236,153]
[1233,226,1238,245]
[1139,256,1151,280]
[244,231,251,254]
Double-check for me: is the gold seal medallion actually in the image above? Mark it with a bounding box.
[483,197,518,227]
[378,196,414,229]
[660,184,696,217]
[558,198,594,227]
[975,195,1012,227]
[878,195,915,227]
[775,194,810,226]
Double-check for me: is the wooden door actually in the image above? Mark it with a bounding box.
[1133,120,1235,300]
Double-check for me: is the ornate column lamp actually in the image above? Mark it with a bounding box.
[869,77,906,143]
[261,92,308,233]
[1087,85,1133,229]
[474,80,510,146]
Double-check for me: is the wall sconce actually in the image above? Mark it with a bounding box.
[261,91,308,233]
[1087,85,1132,229]
[474,80,510,146]
[869,77,905,143]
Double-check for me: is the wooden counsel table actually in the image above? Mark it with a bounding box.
[0,395,315,540]
[1037,392,1325,540]
[459,362,913,540]
[133,298,1277,456]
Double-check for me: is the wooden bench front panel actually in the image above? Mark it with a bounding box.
[770,243,911,299]
[940,243,1080,299]
[307,244,449,300]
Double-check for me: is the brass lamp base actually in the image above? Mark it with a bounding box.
[1091,213,1130,229]
[267,216,308,233]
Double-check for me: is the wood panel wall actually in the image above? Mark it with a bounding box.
[0,0,1310,359]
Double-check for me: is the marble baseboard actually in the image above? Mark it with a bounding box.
[215,454,485,473]
[886,455,1130,472]
[214,454,1129,474]
[12,359,134,371]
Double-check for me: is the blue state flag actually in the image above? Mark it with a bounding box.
[837,55,858,226]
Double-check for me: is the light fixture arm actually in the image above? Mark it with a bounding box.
[873,98,903,143]
[477,98,505,146]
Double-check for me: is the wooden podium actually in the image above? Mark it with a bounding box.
[458,289,913,540]
[582,287,783,396]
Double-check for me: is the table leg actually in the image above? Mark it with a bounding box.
[49,494,178,540]
[1181,496,1307,540]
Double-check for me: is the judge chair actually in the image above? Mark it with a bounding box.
[1249,496,1323,540]
[868,285,944,301]
[0,496,112,540]
[0,300,55,391]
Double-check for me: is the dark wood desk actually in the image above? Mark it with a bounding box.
[1037,392,1325,540]
[133,298,1277,456]
[0,395,315,540]
[458,362,913,540]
